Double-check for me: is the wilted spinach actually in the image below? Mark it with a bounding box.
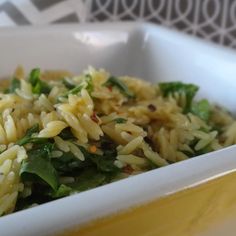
[159,81,199,113]
[17,124,48,146]
[114,118,127,124]
[28,68,51,94]
[4,78,20,93]
[103,76,135,98]
[191,99,211,122]
[20,155,58,191]
[58,75,94,102]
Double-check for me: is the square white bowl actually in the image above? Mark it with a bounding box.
[0,22,236,236]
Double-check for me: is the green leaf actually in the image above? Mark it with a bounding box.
[29,68,40,86]
[68,168,107,192]
[58,75,93,102]
[191,99,211,122]
[91,155,118,172]
[17,137,48,146]
[159,81,199,112]
[41,80,52,94]
[49,184,72,198]
[5,78,20,93]
[53,142,119,174]
[63,78,75,89]
[51,150,91,174]
[195,145,213,155]
[58,127,75,140]
[57,84,84,102]
[67,85,84,95]
[26,124,40,135]
[103,76,135,98]
[211,124,223,134]
[84,74,94,94]
[15,186,50,211]
[27,143,54,159]
[100,137,118,157]
[16,124,48,146]
[79,146,119,173]
[20,156,59,191]
[32,82,41,94]
[16,136,120,209]
[28,68,51,94]
[114,118,127,124]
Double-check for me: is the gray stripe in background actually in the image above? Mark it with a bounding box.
[53,13,79,23]
[31,0,65,11]
[0,2,30,25]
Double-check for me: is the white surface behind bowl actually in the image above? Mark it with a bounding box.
[0,22,236,236]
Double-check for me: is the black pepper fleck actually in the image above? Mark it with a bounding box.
[148,104,156,112]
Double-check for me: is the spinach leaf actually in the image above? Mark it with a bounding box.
[17,124,48,146]
[28,68,51,94]
[26,124,40,135]
[15,184,53,211]
[62,78,75,89]
[15,198,38,211]
[159,81,199,112]
[90,154,119,172]
[100,136,118,157]
[65,84,83,96]
[84,74,94,94]
[49,184,72,198]
[4,78,20,93]
[58,75,93,102]
[57,84,84,102]
[52,140,119,175]
[17,137,48,146]
[211,124,223,134]
[20,155,59,191]
[114,118,127,124]
[29,68,40,85]
[58,127,75,140]
[17,136,120,209]
[68,168,107,192]
[191,99,211,122]
[79,146,119,173]
[103,76,135,98]
[189,138,213,156]
[195,145,213,156]
[27,143,54,159]
[51,150,92,174]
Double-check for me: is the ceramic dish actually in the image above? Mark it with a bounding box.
[0,22,236,236]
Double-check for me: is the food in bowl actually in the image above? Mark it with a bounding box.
[0,66,235,216]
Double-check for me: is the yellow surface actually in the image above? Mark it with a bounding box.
[60,171,236,236]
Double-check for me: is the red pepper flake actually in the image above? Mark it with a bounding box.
[107,85,113,92]
[123,165,134,174]
[148,104,156,112]
[89,145,97,153]
[90,112,99,123]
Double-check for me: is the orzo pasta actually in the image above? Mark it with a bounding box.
[0,66,235,216]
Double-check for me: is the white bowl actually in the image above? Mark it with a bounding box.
[0,22,236,236]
